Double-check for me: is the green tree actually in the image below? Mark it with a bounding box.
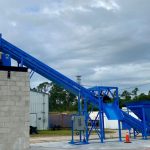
[137,93,149,100]
[49,83,77,112]
[132,87,139,100]
[121,90,131,100]
[49,83,66,111]
[37,82,51,93]
[66,92,77,111]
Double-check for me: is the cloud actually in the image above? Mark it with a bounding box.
[0,0,150,93]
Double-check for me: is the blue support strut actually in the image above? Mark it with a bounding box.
[98,89,104,143]
[78,92,82,142]
[84,99,89,143]
[118,120,122,142]
[142,107,147,140]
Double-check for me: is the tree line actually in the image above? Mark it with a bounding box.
[32,82,77,112]
[120,87,150,107]
[32,82,150,112]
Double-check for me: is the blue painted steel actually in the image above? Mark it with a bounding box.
[126,101,150,122]
[0,36,123,120]
[1,53,11,66]
[142,107,147,139]
[98,89,104,143]
[103,103,123,120]
[99,110,104,143]
[84,99,89,144]
[125,101,150,138]
[1,35,150,143]
[87,86,122,142]
[0,37,100,107]
[118,120,122,142]
[70,117,74,144]
[122,122,131,130]
[102,112,105,139]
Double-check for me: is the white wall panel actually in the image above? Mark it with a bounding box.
[30,91,49,130]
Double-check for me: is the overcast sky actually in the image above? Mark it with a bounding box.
[0,0,150,93]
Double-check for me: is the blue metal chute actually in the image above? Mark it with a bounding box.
[103,103,123,120]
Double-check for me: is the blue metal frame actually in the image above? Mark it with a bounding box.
[124,104,150,140]
[1,34,150,144]
[75,86,122,143]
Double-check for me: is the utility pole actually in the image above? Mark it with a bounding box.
[76,75,81,85]
[76,75,82,142]
[76,75,82,114]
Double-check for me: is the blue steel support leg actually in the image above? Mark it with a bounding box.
[142,107,147,140]
[70,118,74,144]
[99,110,104,143]
[78,93,82,142]
[98,88,104,143]
[118,120,122,142]
[99,99,104,143]
[84,99,89,143]
[102,112,105,139]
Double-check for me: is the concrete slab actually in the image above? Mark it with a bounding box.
[30,139,150,150]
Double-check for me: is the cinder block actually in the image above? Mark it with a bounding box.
[0,95,8,101]
[16,82,26,87]
[0,100,15,106]
[0,111,9,117]
[0,90,8,96]
[8,90,16,96]
[0,71,30,149]
[0,117,9,123]
[10,86,20,91]
[0,81,8,86]
[8,81,16,86]
[0,128,10,133]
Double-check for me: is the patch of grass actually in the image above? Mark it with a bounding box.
[31,129,71,137]
[30,129,116,137]
[104,129,116,134]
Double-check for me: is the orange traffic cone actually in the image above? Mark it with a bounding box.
[124,132,131,143]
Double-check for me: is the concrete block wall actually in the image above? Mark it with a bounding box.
[0,70,30,150]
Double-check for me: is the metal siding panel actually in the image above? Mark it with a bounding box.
[30,91,49,130]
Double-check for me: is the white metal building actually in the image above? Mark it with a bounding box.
[30,91,49,130]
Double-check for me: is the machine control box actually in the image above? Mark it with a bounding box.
[72,115,85,131]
